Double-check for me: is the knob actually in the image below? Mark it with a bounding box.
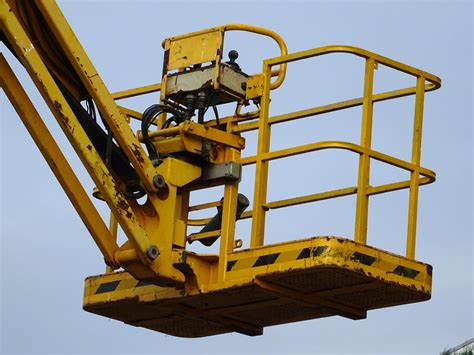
[228,50,239,63]
[227,50,240,70]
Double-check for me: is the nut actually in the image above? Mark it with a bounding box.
[153,174,166,189]
[146,245,160,260]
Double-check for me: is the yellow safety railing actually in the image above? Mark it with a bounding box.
[189,45,440,261]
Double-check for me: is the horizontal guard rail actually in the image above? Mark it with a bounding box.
[239,140,436,180]
[188,176,433,227]
[231,84,438,134]
[188,136,436,228]
[187,44,440,262]
[264,45,440,85]
[116,81,437,131]
[188,175,433,227]
[201,46,440,133]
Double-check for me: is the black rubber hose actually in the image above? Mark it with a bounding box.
[58,81,144,197]
[1,19,144,199]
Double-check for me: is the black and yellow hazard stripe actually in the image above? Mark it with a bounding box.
[226,244,425,281]
[89,240,429,296]
[93,278,152,295]
[226,246,330,273]
[350,251,423,280]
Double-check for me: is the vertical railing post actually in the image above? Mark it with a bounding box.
[354,58,375,244]
[250,62,272,248]
[217,148,241,282]
[406,76,425,259]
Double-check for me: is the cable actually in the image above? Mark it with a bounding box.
[84,98,97,121]
[53,79,146,199]
[163,116,177,129]
[212,105,219,124]
[200,90,219,124]
[141,105,161,162]
[141,104,188,162]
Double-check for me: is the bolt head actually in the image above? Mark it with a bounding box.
[146,245,160,260]
[153,174,166,189]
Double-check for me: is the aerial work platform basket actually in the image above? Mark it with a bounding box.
[0,1,440,338]
[81,37,439,336]
[84,237,432,337]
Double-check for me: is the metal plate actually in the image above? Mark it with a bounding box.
[165,30,223,70]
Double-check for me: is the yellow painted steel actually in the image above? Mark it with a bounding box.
[233,45,439,261]
[250,64,272,248]
[187,230,222,243]
[217,148,241,282]
[406,76,426,259]
[254,278,366,320]
[105,213,119,273]
[0,1,442,335]
[354,58,375,245]
[246,74,265,100]
[0,54,119,267]
[164,30,224,70]
[86,237,434,299]
[1,0,193,285]
[0,0,154,269]
[34,0,157,194]
[231,85,438,134]
[118,106,142,122]
[179,121,245,149]
[82,236,433,336]
[162,24,287,90]
[189,200,222,212]
[219,236,433,290]
[111,83,161,100]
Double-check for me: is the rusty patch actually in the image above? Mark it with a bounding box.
[131,143,145,164]
[53,100,72,130]
[113,184,122,197]
[113,187,134,220]
[53,100,62,112]
[116,197,129,212]
[86,144,93,151]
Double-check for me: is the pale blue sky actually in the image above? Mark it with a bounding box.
[1,1,472,354]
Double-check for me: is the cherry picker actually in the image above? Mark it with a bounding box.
[0,0,441,337]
